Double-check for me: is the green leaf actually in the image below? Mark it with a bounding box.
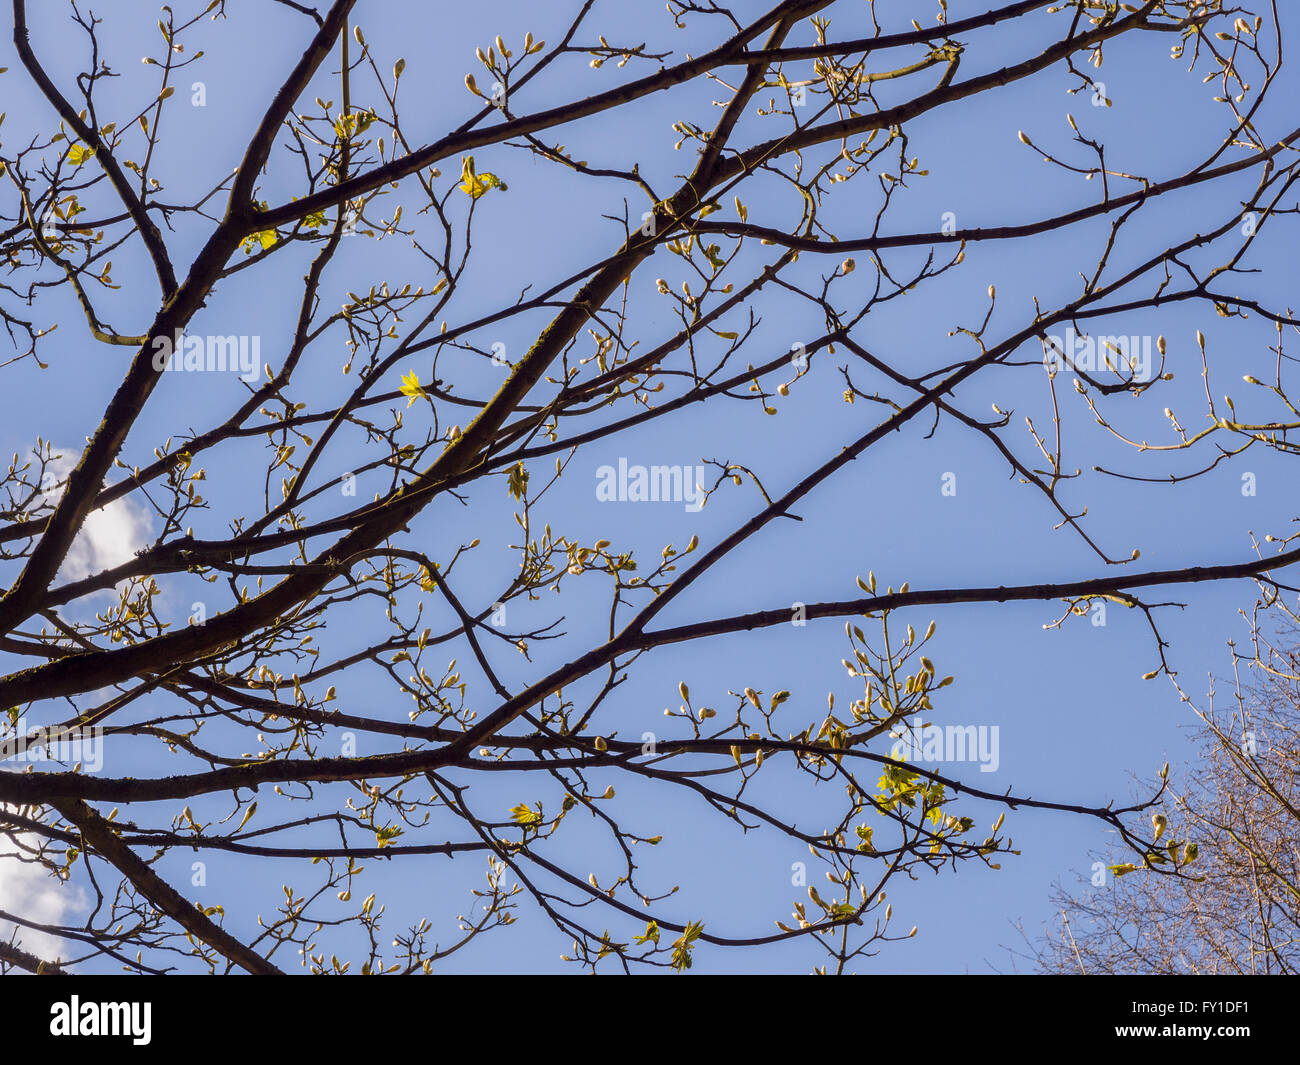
[399,370,424,406]
[509,802,542,827]
[670,920,704,972]
[459,155,507,199]
[633,920,661,946]
[241,228,279,255]
[334,110,377,140]
[507,461,529,500]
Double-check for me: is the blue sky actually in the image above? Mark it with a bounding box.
[2,0,1296,972]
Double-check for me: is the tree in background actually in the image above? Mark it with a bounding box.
[1,0,1297,973]
[1030,610,1300,975]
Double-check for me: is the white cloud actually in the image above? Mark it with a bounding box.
[43,447,152,583]
[0,829,84,965]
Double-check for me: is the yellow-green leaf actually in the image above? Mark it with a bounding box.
[507,461,529,500]
[400,370,424,406]
[459,155,507,199]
